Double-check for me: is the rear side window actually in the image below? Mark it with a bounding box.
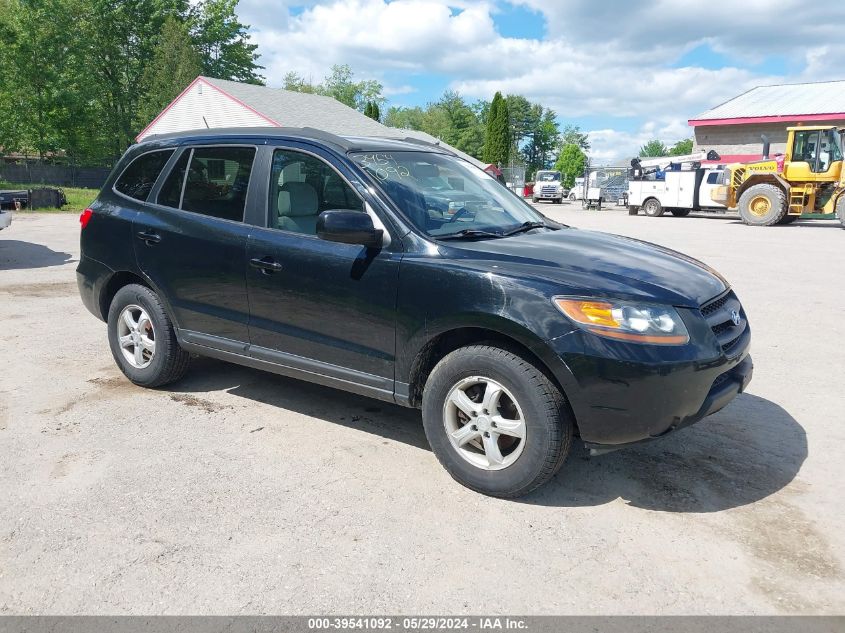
[114,150,174,201]
[156,146,255,222]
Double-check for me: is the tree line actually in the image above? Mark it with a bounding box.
[0,0,262,165]
[282,68,596,183]
[0,0,691,181]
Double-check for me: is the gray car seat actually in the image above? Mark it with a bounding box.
[277,182,320,234]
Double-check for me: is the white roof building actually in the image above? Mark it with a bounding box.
[137,76,486,169]
[688,79,845,163]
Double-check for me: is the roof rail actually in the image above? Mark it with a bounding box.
[400,136,441,148]
[298,127,352,147]
[392,135,459,157]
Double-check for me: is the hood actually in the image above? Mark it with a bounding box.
[440,228,727,307]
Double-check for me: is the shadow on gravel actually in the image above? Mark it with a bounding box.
[0,239,73,270]
[169,356,429,450]
[524,393,806,512]
[169,359,805,512]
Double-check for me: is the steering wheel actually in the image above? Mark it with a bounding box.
[447,207,472,222]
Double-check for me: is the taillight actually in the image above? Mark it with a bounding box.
[80,208,93,228]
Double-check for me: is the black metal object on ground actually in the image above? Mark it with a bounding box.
[0,189,29,210]
[29,188,67,209]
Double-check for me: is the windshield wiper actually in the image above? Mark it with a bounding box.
[436,229,505,240]
[502,221,549,236]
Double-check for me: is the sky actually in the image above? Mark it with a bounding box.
[233,0,845,164]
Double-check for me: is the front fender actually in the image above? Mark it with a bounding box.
[395,255,584,409]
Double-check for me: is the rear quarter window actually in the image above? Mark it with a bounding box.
[114,150,174,201]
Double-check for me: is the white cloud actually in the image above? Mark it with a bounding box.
[382,84,417,97]
[237,0,845,163]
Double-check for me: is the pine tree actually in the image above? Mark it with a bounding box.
[483,92,510,166]
[483,92,502,164]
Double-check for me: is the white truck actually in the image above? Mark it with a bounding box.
[531,170,565,203]
[627,153,726,217]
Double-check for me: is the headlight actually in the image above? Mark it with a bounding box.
[553,297,689,345]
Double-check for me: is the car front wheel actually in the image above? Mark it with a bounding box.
[107,283,190,387]
[422,345,573,498]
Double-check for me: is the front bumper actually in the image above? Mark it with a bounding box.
[585,354,753,453]
[546,314,752,449]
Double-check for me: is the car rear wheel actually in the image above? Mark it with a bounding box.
[738,183,787,226]
[107,284,190,387]
[421,345,573,498]
[670,208,691,217]
[643,198,664,217]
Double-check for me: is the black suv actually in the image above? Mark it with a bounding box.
[78,128,752,498]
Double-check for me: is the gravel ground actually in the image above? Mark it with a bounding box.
[1,206,843,615]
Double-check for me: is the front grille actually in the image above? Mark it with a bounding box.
[540,185,558,195]
[700,290,748,356]
[701,294,729,317]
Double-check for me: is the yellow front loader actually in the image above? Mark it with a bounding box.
[711,126,845,227]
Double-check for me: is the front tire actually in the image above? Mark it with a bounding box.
[643,198,663,217]
[738,183,787,226]
[421,345,573,498]
[107,284,190,388]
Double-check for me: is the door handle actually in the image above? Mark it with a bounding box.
[136,230,161,245]
[250,257,283,273]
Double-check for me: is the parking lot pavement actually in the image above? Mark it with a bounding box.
[1,209,844,615]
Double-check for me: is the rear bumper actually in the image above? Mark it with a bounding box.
[76,255,114,321]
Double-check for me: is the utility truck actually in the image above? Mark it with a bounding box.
[628,152,725,217]
[531,170,565,203]
[711,126,845,227]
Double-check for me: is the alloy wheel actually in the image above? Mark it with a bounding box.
[443,376,526,470]
[117,304,156,369]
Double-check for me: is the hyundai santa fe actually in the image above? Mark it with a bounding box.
[77,127,752,498]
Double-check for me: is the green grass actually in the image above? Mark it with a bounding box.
[0,181,99,213]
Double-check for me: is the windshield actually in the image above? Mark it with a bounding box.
[536,172,561,181]
[351,151,548,238]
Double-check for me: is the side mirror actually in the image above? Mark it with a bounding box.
[317,210,383,249]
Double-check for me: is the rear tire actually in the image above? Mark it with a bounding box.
[643,198,663,217]
[738,183,787,226]
[778,215,798,225]
[670,208,691,217]
[421,345,573,498]
[107,284,190,388]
